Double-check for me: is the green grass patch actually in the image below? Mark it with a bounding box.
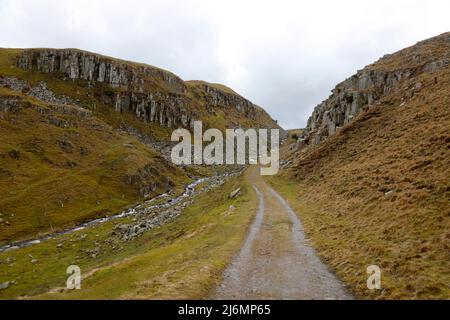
[0,173,256,299]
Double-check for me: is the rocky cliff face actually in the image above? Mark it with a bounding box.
[16,49,186,92]
[301,32,449,147]
[15,49,279,130]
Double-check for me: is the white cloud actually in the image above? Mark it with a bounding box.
[0,0,449,128]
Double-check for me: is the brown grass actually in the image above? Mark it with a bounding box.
[273,53,450,299]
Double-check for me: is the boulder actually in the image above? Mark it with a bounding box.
[0,281,12,290]
[229,187,241,199]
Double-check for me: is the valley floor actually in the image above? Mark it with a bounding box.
[0,171,257,299]
[212,166,352,299]
[2,164,446,299]
[1,165,354,300]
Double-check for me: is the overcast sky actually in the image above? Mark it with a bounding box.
[0,0,449,128]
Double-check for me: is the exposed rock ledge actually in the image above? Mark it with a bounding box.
[300,32,449,147]
[15,49,278,130]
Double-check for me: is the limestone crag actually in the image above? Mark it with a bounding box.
[203,84,254,116]
[108,90,193,128]
[302,32,449,146]
[15,49,278,130]
[16,49,186,92]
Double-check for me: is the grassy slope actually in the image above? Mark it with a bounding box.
[0,86,189,244]
[268,64,450,299]
[0,49,176,141]
[0,173,256,299]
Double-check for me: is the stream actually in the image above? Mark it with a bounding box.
[0,177,209,253]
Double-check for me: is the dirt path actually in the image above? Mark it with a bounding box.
[212,166,353,300]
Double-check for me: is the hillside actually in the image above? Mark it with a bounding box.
[271,32,450,299]
[0,47,281,299]
[0,48,279,245]
[0,84,191,244]
[300,32,449,146]
[0,48,280,136]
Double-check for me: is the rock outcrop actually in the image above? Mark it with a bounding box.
[15,49,280,130]
[301,32,449,147]
[16,49,186,92]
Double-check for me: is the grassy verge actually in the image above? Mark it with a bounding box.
[266,174,450,300]
[0,172,256,299]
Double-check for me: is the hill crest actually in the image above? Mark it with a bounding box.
[0,48,280,134]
